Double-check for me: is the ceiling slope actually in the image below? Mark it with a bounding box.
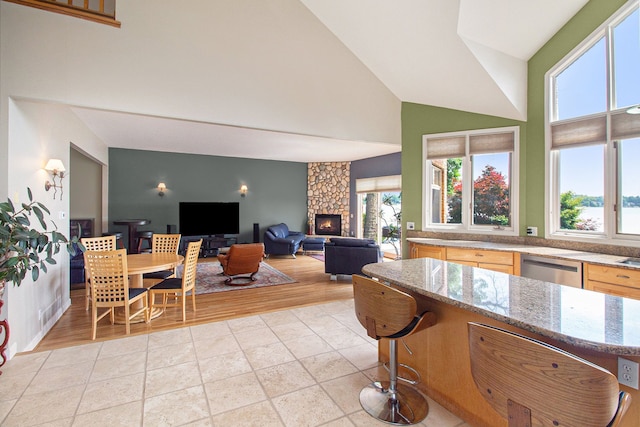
[301,0,589,121]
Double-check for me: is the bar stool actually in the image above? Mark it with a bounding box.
[136,231,153,253]
[468,322,631,427]
[353,275,437,425]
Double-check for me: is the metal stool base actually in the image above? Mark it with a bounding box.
[359,381,429,425]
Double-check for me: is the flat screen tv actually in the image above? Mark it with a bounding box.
[179,202,240,236]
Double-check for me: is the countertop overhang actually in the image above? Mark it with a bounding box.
[363,258,640,356]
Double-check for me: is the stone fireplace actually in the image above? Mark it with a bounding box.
[307,162,350,236]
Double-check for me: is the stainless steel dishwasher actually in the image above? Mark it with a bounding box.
[520,254,583,288]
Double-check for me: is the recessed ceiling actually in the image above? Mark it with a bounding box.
[71,107,401,163]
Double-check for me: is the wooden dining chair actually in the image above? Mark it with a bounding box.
[81,235,117,311]
[84,249,150,340]
[149,239,202,322]
[468,322,631,427]
[143,233,182,281]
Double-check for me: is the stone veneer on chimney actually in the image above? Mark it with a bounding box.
[307,162,350,236]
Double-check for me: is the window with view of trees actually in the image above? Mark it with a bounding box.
[356,175,402,259]
[547,2,640,243]
[423,127,519,235]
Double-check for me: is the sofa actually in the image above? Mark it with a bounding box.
[70,243,86,284]
[324,237,382,279]
[264,223,306,257]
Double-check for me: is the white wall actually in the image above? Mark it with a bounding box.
[5,100,108,355]
[0,0,400,353]
[0,0,400,144]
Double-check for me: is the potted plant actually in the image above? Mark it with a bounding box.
[0,187,80,373]
[0,187,79,288]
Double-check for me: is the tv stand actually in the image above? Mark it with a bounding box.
[180,235,237,257]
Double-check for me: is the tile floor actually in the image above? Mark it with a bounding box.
[0,300,471,426]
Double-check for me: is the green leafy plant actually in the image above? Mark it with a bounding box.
[0,188,79,286]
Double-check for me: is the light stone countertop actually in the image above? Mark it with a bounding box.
[363,258,640,356]
[406,237,638,268]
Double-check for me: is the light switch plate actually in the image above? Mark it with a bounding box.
[407,222,415,230]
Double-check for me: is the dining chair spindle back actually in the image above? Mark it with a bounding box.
[149,239,202,322]
[84,249,150,340]
[81,235,117,311]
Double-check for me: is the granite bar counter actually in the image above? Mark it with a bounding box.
[362,258,640,427]
[363,258,640,355]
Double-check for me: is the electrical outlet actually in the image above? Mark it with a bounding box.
[407,222,415,230]
[526,226,538,236]
[618,357,639,389]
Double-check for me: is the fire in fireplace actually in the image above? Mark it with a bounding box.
[315,214,341,236]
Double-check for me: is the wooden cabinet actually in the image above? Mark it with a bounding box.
[409,242,445,260]
[446,247,517,275]
[584,263,640,300]
[408,243,518,275]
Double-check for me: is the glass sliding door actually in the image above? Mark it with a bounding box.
[357,190,402,259]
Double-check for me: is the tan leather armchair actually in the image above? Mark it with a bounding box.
[218,243,265,285]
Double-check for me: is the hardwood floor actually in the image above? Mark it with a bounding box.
[34,254,354,352]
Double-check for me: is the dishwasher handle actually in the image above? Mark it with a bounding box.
[521,258,579,273]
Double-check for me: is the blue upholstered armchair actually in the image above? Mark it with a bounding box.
[324,237,382,279]
[264,223,306,258]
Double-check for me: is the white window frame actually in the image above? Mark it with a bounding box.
[355,175,402,241]
[422,126,520,236]
[545,0,640,247]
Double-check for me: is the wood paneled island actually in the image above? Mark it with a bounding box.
[363,258,640,427]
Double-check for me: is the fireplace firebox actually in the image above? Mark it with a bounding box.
[315,214,341,236]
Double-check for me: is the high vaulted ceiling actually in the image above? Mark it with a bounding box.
[72,0,589,163]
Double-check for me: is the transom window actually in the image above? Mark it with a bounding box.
[423,126,519,235]
[546,1,640,245]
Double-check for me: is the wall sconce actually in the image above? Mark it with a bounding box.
[44,159,66,200]
[240,184,248,197]
[157,182,167,197]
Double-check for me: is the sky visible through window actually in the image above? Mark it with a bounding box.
[557,8,640,198]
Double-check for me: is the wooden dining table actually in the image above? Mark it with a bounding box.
[114,252,184,324]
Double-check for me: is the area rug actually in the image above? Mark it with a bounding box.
[308,253,324,262]
[176,261,296,294]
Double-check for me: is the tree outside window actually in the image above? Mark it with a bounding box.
[425,128,517,234]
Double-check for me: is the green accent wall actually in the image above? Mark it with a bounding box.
[401,0,627,239]
[401,103,524,231]
[108,148,308,248]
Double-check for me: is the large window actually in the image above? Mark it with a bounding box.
[547,2,640,244]
[423,127,519,235]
